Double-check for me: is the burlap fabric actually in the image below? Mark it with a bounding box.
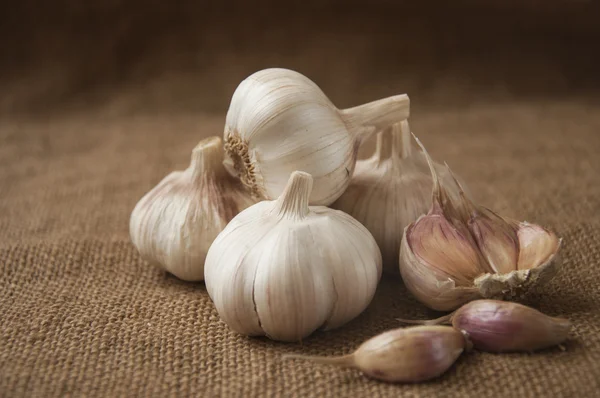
[1,4,600,397]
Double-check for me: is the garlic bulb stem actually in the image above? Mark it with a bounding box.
[341,94,410,135]
[272,171,312,220]
[190,136,226,181]
[400,120,412,159]
[374,121,411,167]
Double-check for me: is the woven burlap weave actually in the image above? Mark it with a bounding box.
[1,3,600,397]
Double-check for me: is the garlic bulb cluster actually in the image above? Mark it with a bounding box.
[333,121,467,273]
[130,136,256,281]
[223,68,410,206]
[399,138,561,311]
[285,325,470,383]
[204,171,382,342]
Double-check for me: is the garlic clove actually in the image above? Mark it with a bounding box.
[130,136,256,281]
[284,325,469,383]
[204,171,381,342]
[445,167,520,275]
[400,233,482,311]
[223,68,410,206]
[516,222,561,271]
[253,226,337,341]
[451,300,571,352]
[468,207,520,274]
[406,211,483,286]
[317,208,383,330]
[397,300,571,353]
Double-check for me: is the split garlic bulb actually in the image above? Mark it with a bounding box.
[334,121,466,273]
[204,171,382,342]
[130,136,256,281]
[223,68,410,206]
[399,139,561,311]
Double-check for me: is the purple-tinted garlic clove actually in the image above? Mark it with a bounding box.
[451,300,571,352]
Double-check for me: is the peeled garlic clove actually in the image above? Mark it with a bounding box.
[450,300,571,352]
[333,121,435,273]
[204,171,382,342]
[129,136,256,281]
[284,325,469,383]
[223,68,410,205]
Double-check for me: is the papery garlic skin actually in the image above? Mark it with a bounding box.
[204,171,382,342]
[399,136,561,311]
[223,68,410,206]
[334,121,466,273]
[130,136,256,281]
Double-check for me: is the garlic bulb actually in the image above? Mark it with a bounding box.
[223,68,410,206]
[333,121,466,273]
[130,136,256,281]
[284,325,470,383]
[204,171,382,342]
[399,138,561,311]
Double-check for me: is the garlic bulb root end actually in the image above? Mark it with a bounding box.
[223,132,263,198]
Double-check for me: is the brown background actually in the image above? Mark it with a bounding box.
[1,1,600,397]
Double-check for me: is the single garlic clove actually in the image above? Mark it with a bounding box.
[284,325,469,383]
[516,222,561,271]
[399,227,482,311]
[129,136,256,281]
[468,207,519,275]
[450,300,571,352]
[223,68,410,206]
[204,171,382,342]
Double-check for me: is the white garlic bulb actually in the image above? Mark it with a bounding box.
[223,68,410,206]
[333,121,466,274]
[204,171,382,342]
[130,136,256,281]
